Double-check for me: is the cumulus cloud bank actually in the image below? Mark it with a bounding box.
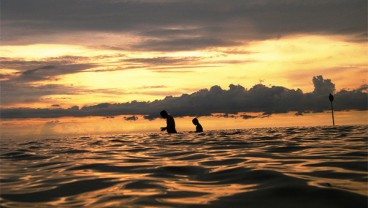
[1,76,366,119]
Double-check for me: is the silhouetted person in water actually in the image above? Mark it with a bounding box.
[192,118,203,132]
[160,110,177,134]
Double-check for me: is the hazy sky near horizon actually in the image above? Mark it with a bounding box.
[1,0,367,110]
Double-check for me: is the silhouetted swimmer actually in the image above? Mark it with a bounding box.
[160,110,177,134]
[192,118,203,133]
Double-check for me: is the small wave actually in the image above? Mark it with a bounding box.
[123,180,164,190]
[152,151,195,157]
[18,141,42,146]
[1,178,119,203]
[151,165,209,179]
[200,158,245,166]
[52,149,91,154]
[207,183,367,208]
[1,151,51,161]
[266,145,307,153]
[174,153,209,160]
[306,161,368,172]
[109,139,129,143]
[68,163,155,174]
[31,162,63,168]
[89,140,104,145]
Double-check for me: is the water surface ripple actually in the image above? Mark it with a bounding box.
[1,126,367,207]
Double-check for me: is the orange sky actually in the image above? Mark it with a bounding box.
[1,34,367,108]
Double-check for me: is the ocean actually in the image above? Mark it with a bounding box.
[1,125,367,207]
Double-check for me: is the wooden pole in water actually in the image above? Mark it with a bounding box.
[329,93,335,126]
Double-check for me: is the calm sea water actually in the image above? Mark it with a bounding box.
[1,126,367,208]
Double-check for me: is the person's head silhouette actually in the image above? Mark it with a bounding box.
[192,118,203,132]
[160,110,168,118]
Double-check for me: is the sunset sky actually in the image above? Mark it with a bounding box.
[1,0,367,137]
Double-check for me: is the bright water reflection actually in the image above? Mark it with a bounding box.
[1,126,367,207]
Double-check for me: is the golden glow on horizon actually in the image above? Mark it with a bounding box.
[237,35,367,91]
[1,111,366,139]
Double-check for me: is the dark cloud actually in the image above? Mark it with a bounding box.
[312,75,335,95]
[242,114,255,119]
[135,37,240,51]
[1,76,366,119]
[1,0,366,50]
[124,57,201,65]
[123,115,138,121]
[0,57,97,82]
[0,81,75,105]
[0,80,124,105]
[0,73,13,81]
[122,56,205,70]
[0,56,109,105]
[18,64,95,82]
[121,56,222,72]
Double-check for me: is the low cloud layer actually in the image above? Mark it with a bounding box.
[1,76,366,119]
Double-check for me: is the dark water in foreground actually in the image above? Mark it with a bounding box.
[0,126,367,208]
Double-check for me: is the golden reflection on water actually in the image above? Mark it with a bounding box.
[160,183,256,205]
[1,125,367,207]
